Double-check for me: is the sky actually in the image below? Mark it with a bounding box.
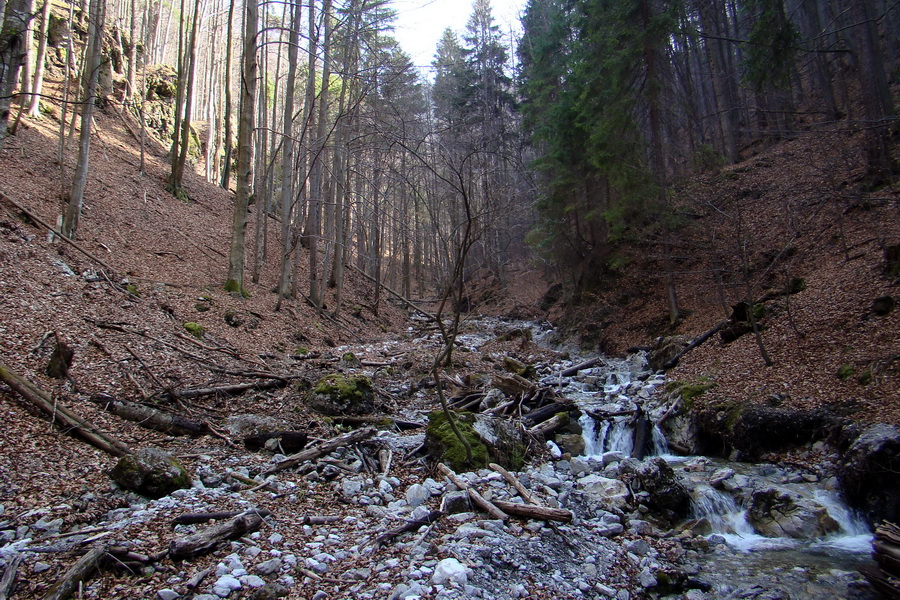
[391,0,527,77]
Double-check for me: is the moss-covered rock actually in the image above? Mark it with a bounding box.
[183,322,206,338]
[307,374,375,416]
[426,410,489,471]
[109,448,191,498]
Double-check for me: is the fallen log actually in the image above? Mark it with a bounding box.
[89,394,207,436]
[662,321,727,370]
[373,510,444,548]
[528,413,568,438]
[169,512,263,560]
[41,547,107,600]
[437,463,508,521]
[261,427,376,476]
[0,362,131,457]
[176,378,290,399]
[491,501,573,523]
[243,431,308,453]
[559,358,601,377]
[521,401,571,425]
[172,509,272,526]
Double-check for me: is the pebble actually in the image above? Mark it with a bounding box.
[255,558,282,575]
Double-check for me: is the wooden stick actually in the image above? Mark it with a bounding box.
[661,321,727,370]
[89,394,207,436]
[261,427,376,476]
[41,547,107,600]
[0,362,131,457]
[176,378,290,399]
[437,463,508,521]
[488,463,542,506]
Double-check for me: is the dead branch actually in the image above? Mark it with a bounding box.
[559,358,602,377]
[661,321,728,370]
[491,501,573,523]
[261,427,377,476]
[346,263,435,321]
[373,510,444,548]
[0,362,131,457]
[176,378,290,399]
[488,463,542,506]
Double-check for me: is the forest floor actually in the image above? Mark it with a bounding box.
[0,77,897,599]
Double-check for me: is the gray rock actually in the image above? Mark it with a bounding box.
[255,558,283,575]
[440,491,472,514]
[157,590,180,600]
[33,562,52,573]
[432,557,469,586]
[839,424,900,523]
[746,488,840,539]
[311,591,329,600]
[240,575,266,588]
[31,517,63,534]
[638,567,657,588]
[556,434,586,457]
[406,483,430,507]
[602,451,626,466]
[213,574,242,597]
[577,474,629,509]
[624,539,651,556]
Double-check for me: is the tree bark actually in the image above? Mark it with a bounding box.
[0,0,30,147]
[27,0,51,117]
[169,512,263,560]
[41,548,107,600]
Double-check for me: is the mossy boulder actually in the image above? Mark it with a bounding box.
[183,322,206,338]
[307,374,375,416]
[109,448,191,498]
[426,411,489,471]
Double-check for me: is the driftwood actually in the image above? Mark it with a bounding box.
[41,547,107,600]
[437,463,508,521]
[261,427,376,476]
[169,512,263,560]
[662,321,727,370]
[373,510,444,547]
[90,394,207,436]
[172,509,272,526]
[491,501,573,523]
[0,362,131,457]
[0,555,21,600]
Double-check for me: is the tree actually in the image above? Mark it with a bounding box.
[62,0,106,239]
[225,0,259,294]
[0,0,30,148]
[26,0,52,117]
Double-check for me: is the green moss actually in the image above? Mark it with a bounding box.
[752,303,766,320]
[125,284,140,296]
[224,279,250,298]
[426,410,488,471]
[857,367,873,386]
[195,303,211,312]
[668,380,716,409]
[787,278,806,294]
[503,356,536,379]
[294,346,309,355]
[836,364,855,381]
[183,322,206,338]
[308,374,375,415]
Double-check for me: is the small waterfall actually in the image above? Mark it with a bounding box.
[691,486,777,552]
[651,424,669,456]
[811,490,872,552]
[579,414,634,457]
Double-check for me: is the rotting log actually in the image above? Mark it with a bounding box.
[176,378,290,399]
[437,463,508,521]
[0,362,131,457]
[261,427,376,476]
[169,512,263,560]
[41,547,107,600]
[373,510,444,547]
[528,413,568,438]
[89,394,207,436]
[491,500,573,523]
[521,401,571,425]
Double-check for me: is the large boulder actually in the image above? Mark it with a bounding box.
[109,448,192,498]
[426,411,489,471]
[747,488,840,539]
[838,424,900,523]
[307,374,375,416]
[578,474,630,510]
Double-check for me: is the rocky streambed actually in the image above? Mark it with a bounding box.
[0,317,893,599]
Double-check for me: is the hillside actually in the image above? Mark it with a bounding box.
[549,127,899,428]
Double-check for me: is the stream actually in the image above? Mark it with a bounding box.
[460,318,877,599]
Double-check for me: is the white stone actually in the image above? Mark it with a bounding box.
[578,474,630,509]
[546,440,562,458]
[431,557,470,586]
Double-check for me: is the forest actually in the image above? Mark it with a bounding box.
[0,0,899,598]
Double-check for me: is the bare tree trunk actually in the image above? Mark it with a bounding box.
[277,0,301,300]
[224,0,258,294]
[61,0,105,239]
[171,0,201,196]
[219,0,235,189]
[26,0,51,117]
